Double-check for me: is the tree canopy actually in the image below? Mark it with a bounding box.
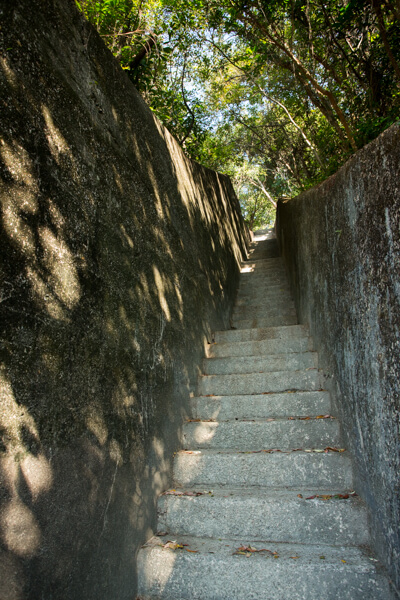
[77,0,400,229]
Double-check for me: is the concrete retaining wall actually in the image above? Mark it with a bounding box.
[0,1,248,598]
[276,124,400,591]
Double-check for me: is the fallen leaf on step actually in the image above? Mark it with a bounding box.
[233,545,273,556]
[163,490,204,497]
[163,541,184,550]
[305,493,355,501]
[186,549,198,553]
[290,556,300,559]
[316,415,333,419]
[297,494,303,498]
[341,560,346,563]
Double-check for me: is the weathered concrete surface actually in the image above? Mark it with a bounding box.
[182,418,340,450]
[0,1,247,598]
[157,489,369,545]
[207,335,313,357]
[192,391,331,420]
[276,123,400,591]
[173,449,354,488]
[198,368,323,395]
[202,351,317,375]
[138,235,396,598]
[138,536,395,600]
[214,323,309,343]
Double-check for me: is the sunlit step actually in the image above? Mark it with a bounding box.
[191,391,330,420]
[198,368,322,396]
[138,536,394,600]
[157,488,368,546]
[206,336,313,358]
[213,324,308,344]
[173,448,353,489]
[182,417,339,451]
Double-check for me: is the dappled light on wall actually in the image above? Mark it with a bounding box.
[0,1,248,597]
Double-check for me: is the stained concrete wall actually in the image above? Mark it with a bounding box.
[276,123,400,591]
[0,1,248,598]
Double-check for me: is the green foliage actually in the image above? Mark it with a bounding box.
[77,0,400,222]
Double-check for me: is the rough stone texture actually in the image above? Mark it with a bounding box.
[198,369,323,396]
[202,351,317,375]
[138,536,395,600]
[214,324,309,343]
[0,1,247,599]
[157,489,369,545]
[276,123,400,592]
[192,391,331,420]
[182,418,340,450]
[173,449,354,488]
[207,335,313,358]
[138,234,396,599]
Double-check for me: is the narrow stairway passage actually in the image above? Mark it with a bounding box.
[137,231,395,600]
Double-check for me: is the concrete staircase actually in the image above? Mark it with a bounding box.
[137,233,394,599]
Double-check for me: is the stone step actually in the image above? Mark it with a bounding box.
[238,276,289,287]
[239,262,286,271]
[136,233,397,598]
[239,270,287,280]
[232,298,296,319]
[138,536,395,600]
[198,368,322,396]
[237,289,292,302]
[238,275,289,287]
[239,270,288,279]
[241,256,282,268]
[235,289,293,305]
[191,391,331,420]
[202,352,318,376]
[240,274,285,283]
[242,254,283,264]
[236,291,292,304]
[241,254,282,263]
[233,314,298,329]
[232,306,297,320]
[240,266,286,276]
[213,324,308,344]
[239,268,287,279]
[157,489,368,546]
[173,449,353,489]
[207,336,313,358]
[182,417,339,450]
